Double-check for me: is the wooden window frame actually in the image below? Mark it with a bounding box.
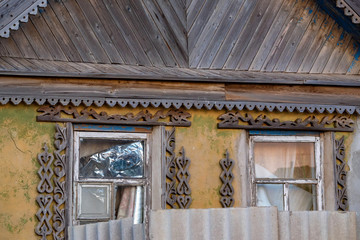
[248,135,324,211]
[72,131,151,225]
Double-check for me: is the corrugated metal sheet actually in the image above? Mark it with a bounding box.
[69,208,356,240]
[68,217,145,240]
[150,207,357,240]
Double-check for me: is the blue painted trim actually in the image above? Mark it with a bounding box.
[74,124,152,132]
[249,130,320,136]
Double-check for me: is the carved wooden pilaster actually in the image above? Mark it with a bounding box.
[176,147,192,209]
[165,127,177,208]
[335,136,348,211]
[219,150,234,208]
[35,144,54,240]
[53,124,67,240]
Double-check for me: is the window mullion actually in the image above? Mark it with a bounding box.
[283,183,289,211]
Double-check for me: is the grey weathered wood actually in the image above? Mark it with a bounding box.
[335,38,359,74]
[323,30,352,74]
[10,28,37,59]
[186,0,205,31]
[103,0,152,66]
[249,0,297,71]
[0,35,22,57]
[273,0,318,72]
[286,8,327,73]
[75,0,124,64]
[189,0,232,68]
[0,0,27,28]
[261,0,311,72]
[40,2,82,62]
[142,0,188,67]
[298,16,335,73]
[30,14,68,61]
[210,0,259,69]
[20,19,53,60]
[237,0,283,70]
[48,0,95,63]
[310,23,344,74]
[223,0,270,69]
[197,0,245,68]
[88,0,137,65]
[61,0,110,63]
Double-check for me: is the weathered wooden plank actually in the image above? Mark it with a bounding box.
[30,14,68,61]
[261,0,310,72]
[20,19,53,60]
[211,0,259,69]
[346,43,360,74]
[103,0,152,66]
[223,0,270,69]
[249,0,297,71]
[0,76,225,100]
[310,23,344,73]
[48,0,95,62]
[116,0,166,66]
[0,35,22,57]
[142,0,188,67]
[0,41,9,56]
[186,0,205,31]
[0,0,27,29]
[15,58,50,72]
[237,0,283,70]
[10,28,37,59]
[1,56,30,71]
[125,0,177,67]
[168,0,186,30]
[273,0,318,72]
[74,0,124,64]
[323,30,352,74]
[286,8,327,73]
[190,0,233,67]
[40,2,82,62]
[298,16,335,73]
[188,0,218,53]
[153,0,187,64]
[61,0,110,63]
[88,0,137,65]
[0,57,17,70]
[196,0,245,68]
[225,83,360,106]
[335,39,359,74]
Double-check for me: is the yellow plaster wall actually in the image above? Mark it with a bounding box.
[0,104,55,240]
[0,103,356,239]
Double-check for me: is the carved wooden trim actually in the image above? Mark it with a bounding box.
[218,112,354,132]
[336,0,360,24]
[165,127,177,208]
[53,124,67,240]
[176,147,192,209]
[335,136,348,211]
[37,105,191,126]
[35,144,54,239]
[219,150,234,208]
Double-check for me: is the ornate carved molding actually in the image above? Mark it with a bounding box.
[35,144,54,239]
[1,96,359,115]
[219,150,234,208]
[337,0,360,24]
[37,105,191,126]
[218,112,354,132]
[176,147,192,209]
[165,127,177,208]
[53,124,67,240]
[335,136,348,211]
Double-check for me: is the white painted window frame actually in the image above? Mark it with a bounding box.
[249,135,324,211]
[72,131,150,225]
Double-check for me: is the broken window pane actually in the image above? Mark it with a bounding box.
[79,139,144,179]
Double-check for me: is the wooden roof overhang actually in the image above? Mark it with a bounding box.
[0,58,360,115]
[0,0,47,38]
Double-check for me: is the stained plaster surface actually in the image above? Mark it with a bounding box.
[0,104,54,240]
[348,117,360,238]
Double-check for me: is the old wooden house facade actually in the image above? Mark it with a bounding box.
[1,0,360,239]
